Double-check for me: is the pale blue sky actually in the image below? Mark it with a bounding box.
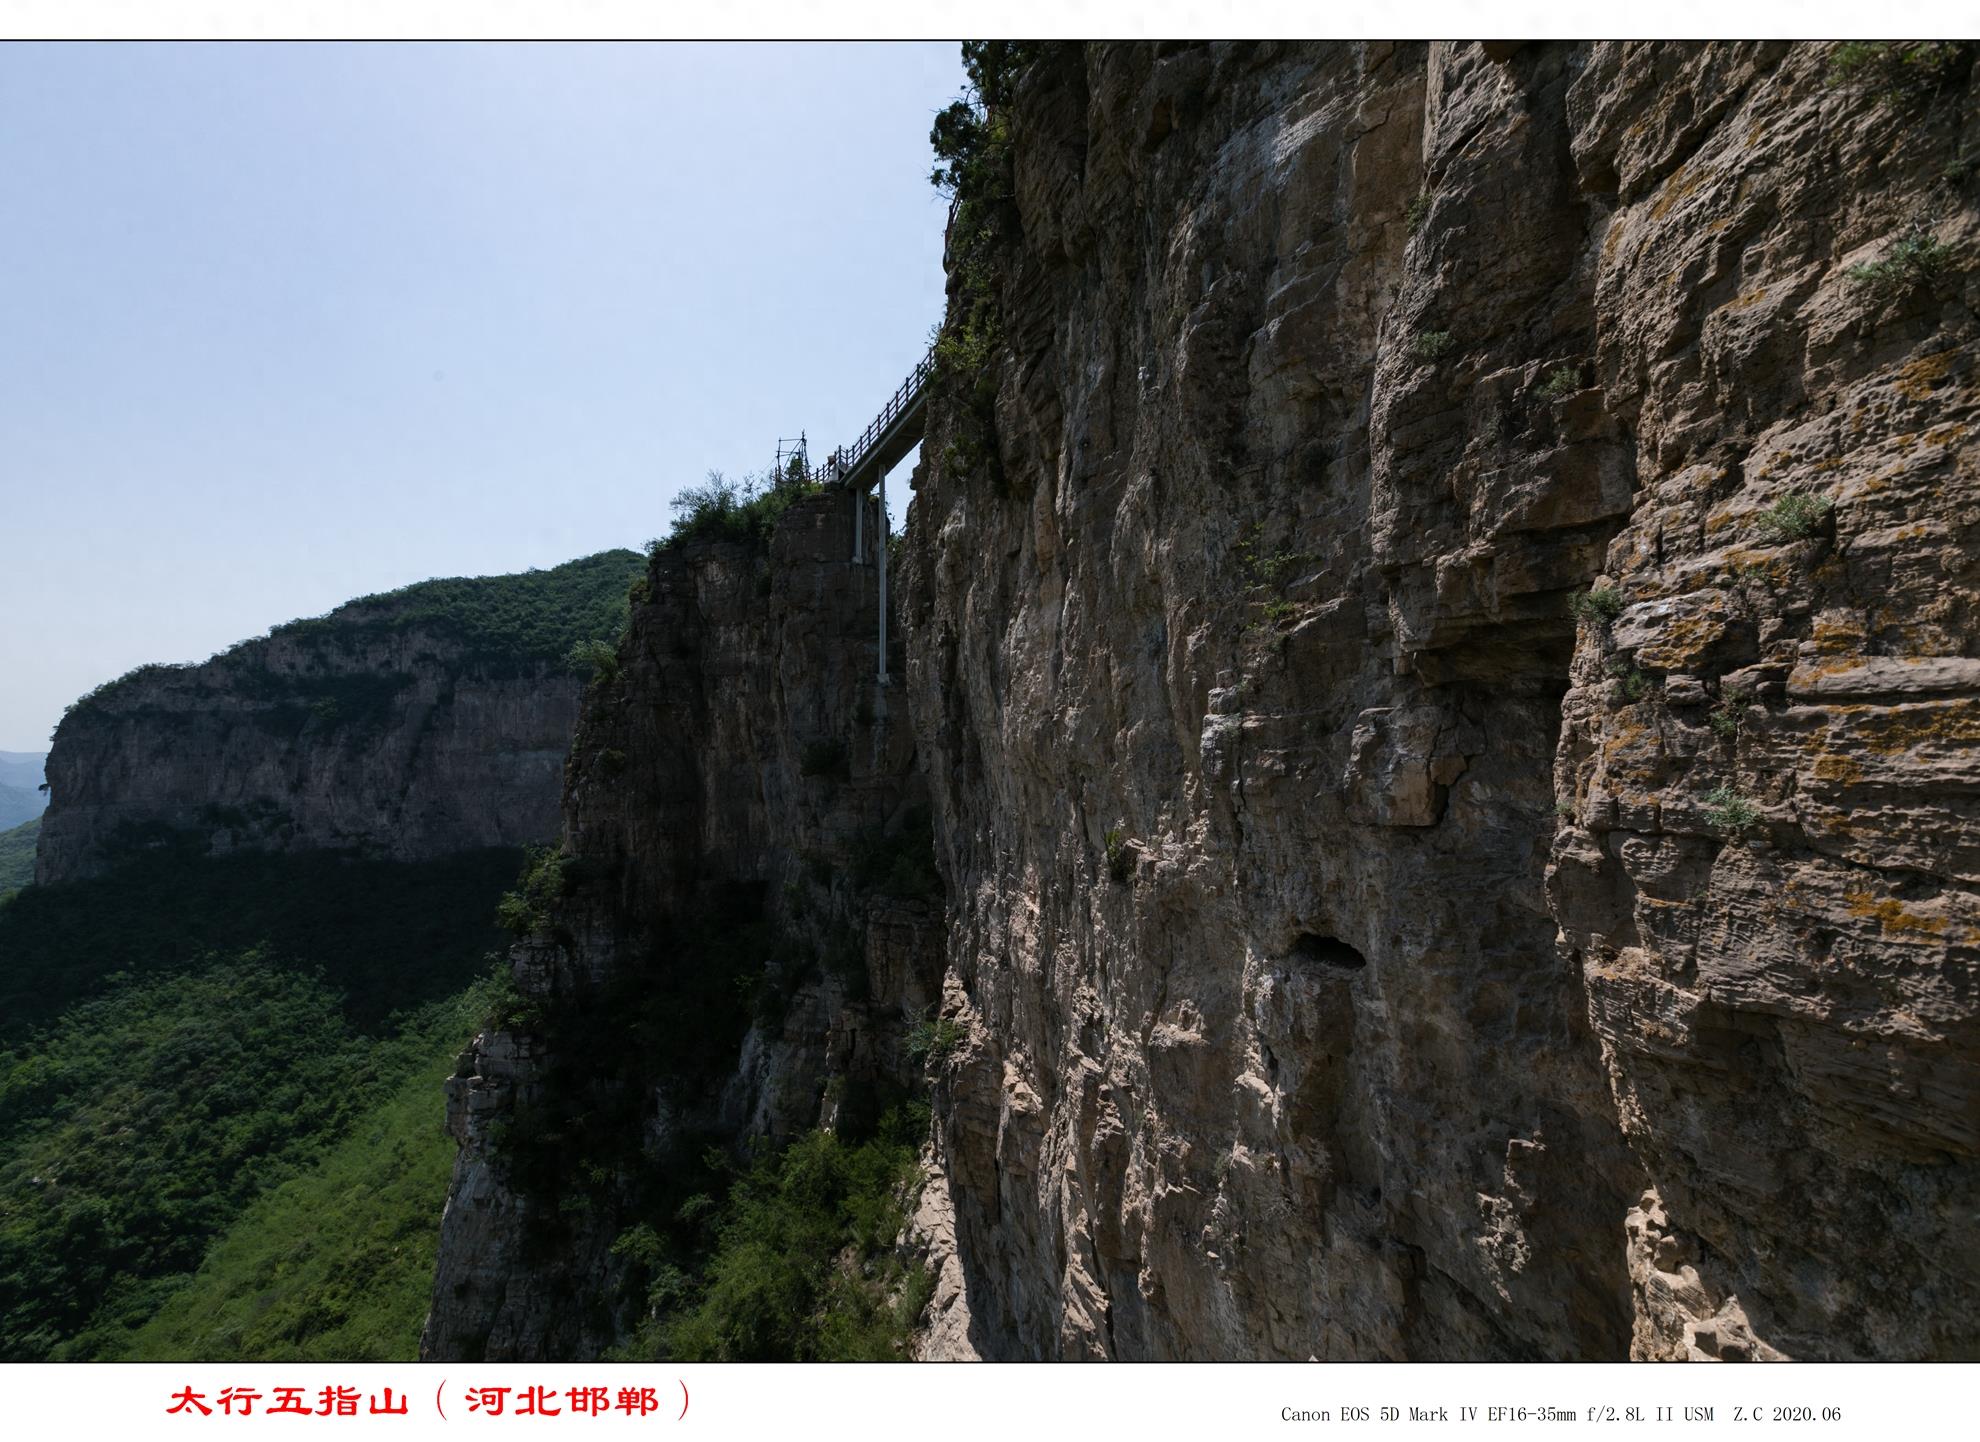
[0,41,962,751]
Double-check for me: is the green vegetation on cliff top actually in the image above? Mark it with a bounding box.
[65,549,644,721]
[656,470,821,554]
[275,548,644,660]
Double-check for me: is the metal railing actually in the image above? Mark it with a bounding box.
[813,347,936,488]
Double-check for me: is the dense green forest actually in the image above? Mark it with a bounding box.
[112,984,488,1361]
[0,818,36,897]
[0,841,518,1360]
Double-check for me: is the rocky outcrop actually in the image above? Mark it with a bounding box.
[36,552,642,883]
[897,40,1978,1360]
[422,493,943,1360]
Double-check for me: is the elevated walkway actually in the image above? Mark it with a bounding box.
[807,347,936,687]
[816,348,934,494]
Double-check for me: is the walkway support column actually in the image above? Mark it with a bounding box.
[877,468,889,685]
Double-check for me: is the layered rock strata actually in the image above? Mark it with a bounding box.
[898,40,1977,1360]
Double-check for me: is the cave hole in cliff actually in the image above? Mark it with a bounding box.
[1290,933,1367,971]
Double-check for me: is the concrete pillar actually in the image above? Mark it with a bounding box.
[877,467,889,685]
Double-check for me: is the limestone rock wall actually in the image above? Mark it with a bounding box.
[423,492,943,1360]
[898,40,1978,1361]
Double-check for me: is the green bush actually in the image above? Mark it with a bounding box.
[659,470,821,555]
[1234,523,1313,591]
[1570,586,1626,624]
[0,953,500,1361]
[616,1107,930,1362]
[1405,192,1431,235]
[1606,659,1652,703]
[927,44,1049,481]
[263,552,639,669]
[904,1010,966,1068]
[62,553,645,730]
[1412,329,1456,362]
[1827,41,1972,102]
[1537,365,1581,401]
[566,637,620,684]
[1709,685,1755,739]
[1703,785,1762,831]
[0,831,517,1362]
[112,980,492,1361]
[0,840,518,1043]
[495,846,577,938]
[1846,230,1955,292]
[1756,491,1835,543]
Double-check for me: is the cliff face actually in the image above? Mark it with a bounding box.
[423,493,942,1360]
[422,40,1978,1363]
[898,41,1977,1360]
[36,552,642,883]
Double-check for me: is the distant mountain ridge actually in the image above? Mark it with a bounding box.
[36,550,643,884]
[0,752,48,830]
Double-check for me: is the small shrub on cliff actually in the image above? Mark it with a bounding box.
[904,1008,966,1067]
[1606,659,1653,703]
[1846,230,1954,293]
[1412,328,1456,362]
[566,637,620,684]
[495,846,572,937]
[1826,41,1973,104]
[1537,364,1581,401]
[1235,524,1314,590]
[1570,585,1626,624]
[1405,191,1431,234]
[1756,491,1835,543]
[1256,598,1298,629]
[1702,785,1762,832]
[1709,685,1755,739]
